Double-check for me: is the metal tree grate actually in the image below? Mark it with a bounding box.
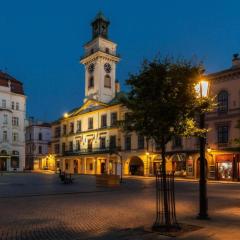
[152,171,180,232]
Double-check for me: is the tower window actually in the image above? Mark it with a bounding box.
[88,76,94,89]
[105,48,109,54]
[104,75,111,88]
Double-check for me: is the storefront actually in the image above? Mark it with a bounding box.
[172,153,187,177]
[215,154,240,181]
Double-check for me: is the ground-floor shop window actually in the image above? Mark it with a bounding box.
[217,162,232,180]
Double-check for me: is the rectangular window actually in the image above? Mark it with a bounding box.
[12,117,19,126]
[11,101,14,110]
[76,140,80,151]
[54,127,61,138]
[38,133,42,141]
[109,135,116,149]
[62,125,67,135]
[77,120,82,132]
[2,99,6,108]
[88,117,93,130]
[138,135,145,149]
[3,114,8,124]
[39,146,42,154]
[218,126,229,144]
[69,122,74,134]
[16,102,19,110]
[62,143,66,153]
[101,114,107,128]
[13,132,18,142]
[100,137,106,149]
[110,112,117,126]
[54,144,60,154]
[125,135,131,151]
[3,131,7,142]
[69,141,73,151]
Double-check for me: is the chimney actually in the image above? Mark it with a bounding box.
[115,80,120,93]
[232,53,240,68]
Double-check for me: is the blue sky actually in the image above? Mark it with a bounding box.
[0,0,240,121]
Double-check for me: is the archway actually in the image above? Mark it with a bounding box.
[129,156,144,176]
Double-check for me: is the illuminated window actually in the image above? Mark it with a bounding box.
[218,91,228,113]
[104,75,111,88]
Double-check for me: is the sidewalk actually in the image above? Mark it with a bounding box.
[124,175,240,184]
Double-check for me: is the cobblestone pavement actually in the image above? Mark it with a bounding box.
[0,173,239,239]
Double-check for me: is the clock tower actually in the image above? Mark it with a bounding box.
[80,12,120,103]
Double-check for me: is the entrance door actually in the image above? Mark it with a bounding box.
[101,162,106,174]
[0,158,7,171]
[129,157,144,176]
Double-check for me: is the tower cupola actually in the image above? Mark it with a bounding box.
[91,11,110,40]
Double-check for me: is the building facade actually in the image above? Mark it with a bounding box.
[52,13,240,181]
[0,71,26,171]
[25,121,53,170]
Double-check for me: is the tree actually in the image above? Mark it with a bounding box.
[120,57,213,230]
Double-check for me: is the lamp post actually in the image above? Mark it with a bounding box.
[195,80,210,220]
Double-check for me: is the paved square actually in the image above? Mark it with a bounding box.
[0,173,239,239]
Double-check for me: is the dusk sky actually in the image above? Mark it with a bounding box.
[1,0,240,121]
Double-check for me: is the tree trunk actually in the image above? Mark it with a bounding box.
[161,140,170,226]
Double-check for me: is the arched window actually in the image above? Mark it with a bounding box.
[88,76,94,89]
[218,90,228,113]
[105,48,109,54]
[104,74,111,88]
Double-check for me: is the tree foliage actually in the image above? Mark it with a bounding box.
[120,57,214,169]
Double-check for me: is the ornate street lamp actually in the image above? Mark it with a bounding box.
[195,79,210,220]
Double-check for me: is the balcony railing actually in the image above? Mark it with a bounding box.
[63,147,121,156]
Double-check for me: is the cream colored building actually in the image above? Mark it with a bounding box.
[51,13,158,177]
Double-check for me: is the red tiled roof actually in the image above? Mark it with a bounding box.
[0,71,24,95]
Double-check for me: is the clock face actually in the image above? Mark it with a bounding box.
[104,63,111,73]
[88,63,95,73]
